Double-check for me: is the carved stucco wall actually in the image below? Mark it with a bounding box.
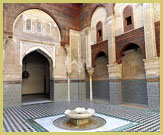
[80,36,86,65]
[153,3,160,22]
[11,9,65,80]
[69,28,87,79]
[70,30,80,79]
[13,9,61,44]
[4,3,80,44]
[79,29,87,78]
[3,39,21,80]
[54,45,66,79]
[20,42,54,65]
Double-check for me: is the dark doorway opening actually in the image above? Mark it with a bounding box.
[22,50,52,105]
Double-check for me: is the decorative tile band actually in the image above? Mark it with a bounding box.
[54,80,86,83]
[146,78,160,82]
[109,79,121,82]
[3,80,21,84]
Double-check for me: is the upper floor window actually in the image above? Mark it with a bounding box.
[96,21,103,42]
[26,19,32,31]
[45,23,51,35]
[123,5,134,32]
[36,21,42,33]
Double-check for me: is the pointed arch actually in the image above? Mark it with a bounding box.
[23,46,53,61]
[22,46,54,80]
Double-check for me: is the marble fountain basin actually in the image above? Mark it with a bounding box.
[64,107,95,125]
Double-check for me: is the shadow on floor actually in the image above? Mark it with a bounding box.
[22,94,53,105]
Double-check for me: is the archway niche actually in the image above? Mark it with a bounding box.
[22,50,53,105]
[121,43,148,105]
[92,52,110,103]
[11,8,62,105]
[90,6,107,43]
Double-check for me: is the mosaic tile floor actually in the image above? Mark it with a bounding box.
[3,101,160,132]
[28,113,138,132]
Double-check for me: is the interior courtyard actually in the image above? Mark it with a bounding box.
[3,3,160,132]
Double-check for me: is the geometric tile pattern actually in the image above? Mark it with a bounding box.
[54,82,86,102]
[109,82,122,104]
[122,79,148,105]
[54,82,68,102]
[3,83,21,108]
[3,101,160,132]
[147,82,160,112]
[81,36,86,60]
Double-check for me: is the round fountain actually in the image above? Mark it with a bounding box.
[53,107,105,131]
[64,107,95,126]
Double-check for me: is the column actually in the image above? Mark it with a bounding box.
[107,14,122,105]
[87,67,94,101]
[143,3,157,59]
[108,64,122,105]
[65,45,71,102]
[143,3,160,111]
[67,72,71,102]
[107,15,116,64]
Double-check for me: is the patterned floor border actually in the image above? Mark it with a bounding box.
[26,111,140,132]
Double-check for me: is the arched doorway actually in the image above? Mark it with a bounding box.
[11,8,62,106]
[92,52,109,103]
[22,50,53,105]
[121,43,148,105]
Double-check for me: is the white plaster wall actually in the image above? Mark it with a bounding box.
[91,6,107,44]
[115,3,144,36]
[134,4,144,29]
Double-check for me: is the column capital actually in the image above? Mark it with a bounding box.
[87,67,94,77]
[66,71,71,77]
[85,29,89,35]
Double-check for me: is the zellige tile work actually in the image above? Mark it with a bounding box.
[3,101,160,132]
